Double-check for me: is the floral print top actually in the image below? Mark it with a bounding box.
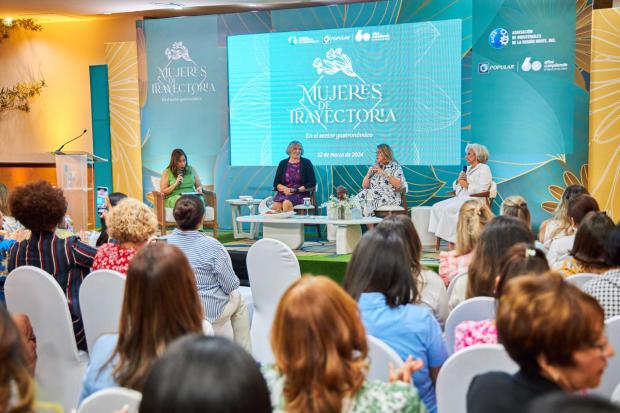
[262,364,427,413]
[355,161,407,216]
[92,243,136,275]
[453,319,498,352]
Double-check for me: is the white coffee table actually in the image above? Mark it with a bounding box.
[236,215,382,254]
[226,199,263,239]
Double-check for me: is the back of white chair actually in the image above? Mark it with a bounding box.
[592,315,620,398]
[367,335,403,382]
[565,273,597,289]
[436,344,518,413]
[247,238,301,364]
[78,387,142,413]
[5,266,88,411]
[444,296,496,354]
[446,271,467,305]
[80,269,126,351]
[611,382,620,404]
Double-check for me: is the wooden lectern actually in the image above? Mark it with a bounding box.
[54,151,107,232]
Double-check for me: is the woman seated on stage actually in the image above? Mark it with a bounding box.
[355,143,406,217]
[160,148,203,208]
[429,143,492,247]
[272,140,316,212]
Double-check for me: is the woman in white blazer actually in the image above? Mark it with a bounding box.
[429,143,493,246]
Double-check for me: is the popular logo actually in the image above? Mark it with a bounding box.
[488,28,510,49]
[521,57,542,72]
[478,63,489,74]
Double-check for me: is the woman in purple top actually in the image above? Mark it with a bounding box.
[272,141,316,212]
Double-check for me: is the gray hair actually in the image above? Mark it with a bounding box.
[285,140,304,156]
[466,143,489,163]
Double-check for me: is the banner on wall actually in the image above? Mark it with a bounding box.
[140,16,225,186]
[473,1,576,159]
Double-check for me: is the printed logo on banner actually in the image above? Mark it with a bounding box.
[489,28,510,49]
[521,57,542,72]
[151,41,215,102]
[478,63,489,74]
[289,48,396,131]
[477,62,515,74]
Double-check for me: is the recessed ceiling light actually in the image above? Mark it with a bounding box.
[2,17,14,26]
[103,12,112,15]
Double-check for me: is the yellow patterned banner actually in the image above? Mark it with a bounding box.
[104,41,143,199]
[589,9,620,221]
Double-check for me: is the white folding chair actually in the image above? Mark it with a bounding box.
[79,269,126,351]
[5,266,89,412]
[611,382,620,404]
[565,273,597,289]
[78,387,142,413]
[367,335,403,382]
[444,296,496,354]
[592,315,620,398]
[436,344,518,413]
[247,238,301,364]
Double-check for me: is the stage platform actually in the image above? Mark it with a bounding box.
[215,231,440,286]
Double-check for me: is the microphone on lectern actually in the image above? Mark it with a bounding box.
[54,129,88,154]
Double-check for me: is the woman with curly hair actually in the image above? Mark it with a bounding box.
[92,198,157,274]
[8,181,97,350]
[266,276,426,413]
[80,243,205,400]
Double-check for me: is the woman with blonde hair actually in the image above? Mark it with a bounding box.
[92,198,158,274]
[266,276,426,413]
[501,196,531,228]
[80,243,206,400]
[355,143,407,217]
[539,184,588,248]
[439,199,493,287]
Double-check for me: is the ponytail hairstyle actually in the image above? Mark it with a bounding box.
[455,199,494,256]
[501,196,531,228]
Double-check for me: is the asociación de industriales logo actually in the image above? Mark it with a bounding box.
[488,28,510,49]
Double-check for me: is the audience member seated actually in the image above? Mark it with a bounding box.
[7,181,97,350]
[439,199,493,287]
[0,183,24,233]
[160,148,203,209]
[92,198,157,274]
[429,143,492,246]
[272,140,316,213]
[539,184,588,249]
[11,313,37,374]
[528,393,620,413]
[0,305,35,412]
[355,143,407,217]
[547,194,600,269]
[379,215,449,324]
[449,216,533,310]
[500,196,531,227]
[266,275,426,413]
[343,228,447,413]
[80,243,205,401]
[583,222,620,319]
[454,243,549,352]
[165,195,250,351]
[95,192,128,247]
[467,272,614,413]
[140,335,271,413]
[558,211,614,276]
[0,210,18,301]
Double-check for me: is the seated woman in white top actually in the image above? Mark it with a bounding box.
[429,143,493,246]
[538,184,588,250]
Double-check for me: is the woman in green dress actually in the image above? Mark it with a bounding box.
[160,149,203,208]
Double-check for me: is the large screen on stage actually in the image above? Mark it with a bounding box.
[228,19,462,166]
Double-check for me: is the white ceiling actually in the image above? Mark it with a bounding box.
[0,0,345,18]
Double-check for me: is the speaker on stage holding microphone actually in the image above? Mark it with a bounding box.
[160,148,204,208]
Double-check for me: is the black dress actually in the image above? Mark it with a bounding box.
[467,370,563,413]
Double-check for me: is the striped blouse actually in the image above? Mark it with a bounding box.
[8,231,97,350]
[165,229,239,321]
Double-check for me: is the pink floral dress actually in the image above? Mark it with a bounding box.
[92,243,136,275]
[439,250,473,287]
[453,319,498,352]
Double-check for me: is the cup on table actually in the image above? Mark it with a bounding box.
[303,197,311,207]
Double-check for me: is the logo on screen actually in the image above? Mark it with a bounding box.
[289,48,396,130]
[355,30,371,42]
[489,28,510,49]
